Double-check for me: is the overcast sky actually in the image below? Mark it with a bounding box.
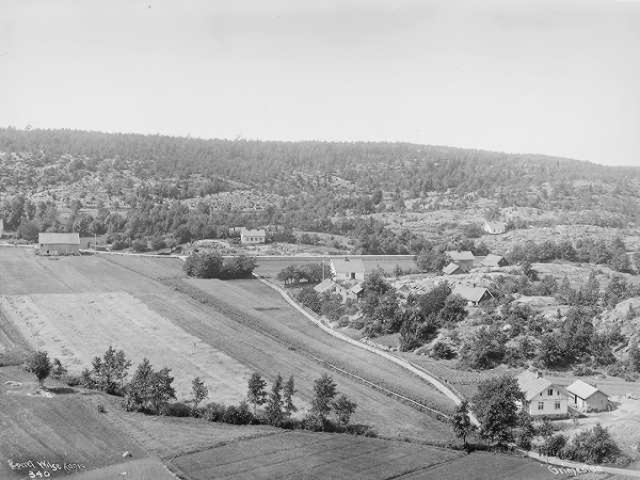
[1,0,639,166]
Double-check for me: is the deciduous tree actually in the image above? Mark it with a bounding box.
[25,351,52,386]
[247,372,267,416]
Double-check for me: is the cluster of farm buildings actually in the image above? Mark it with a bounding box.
[517,370,610,417]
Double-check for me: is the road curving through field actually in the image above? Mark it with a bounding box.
[254,274,480,427]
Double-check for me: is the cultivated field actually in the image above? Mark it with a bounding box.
[0,367,146,480]
[0,291,251,401]
[169,430,559,480]
[0,248,455,441]
[0,249,601,480]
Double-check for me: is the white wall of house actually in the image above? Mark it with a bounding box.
[525,386,568,416]
[334,271,365,281]
[241,235,265,244]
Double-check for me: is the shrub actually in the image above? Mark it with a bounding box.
[430,341,456,360]
[165,401,192,417]
[202,402,227,422]
[63,373,83,387]
[573,365,597,377]
[131,239,148,253]
[539,433,567,458]
[606,363,627,379]
[222,402,254,425]
[562,424,625,464]
[149,237,167,251]
[96,403,106,413]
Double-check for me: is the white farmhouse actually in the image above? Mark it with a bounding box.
[240,228,266,244]
[517,370,568,417]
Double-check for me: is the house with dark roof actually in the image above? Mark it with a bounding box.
[517,370,568,417]
[38,232,80,256]
[451,285,493,305]
[445,251,475,272]
[567,380,609,412]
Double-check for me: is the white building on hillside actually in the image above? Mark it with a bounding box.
[240,228,266,244]
[517,370,568,417]
[483,221,507,235]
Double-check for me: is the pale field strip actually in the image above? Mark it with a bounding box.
[0,291,251,401]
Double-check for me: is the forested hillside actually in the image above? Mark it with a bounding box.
[0,127,639,253]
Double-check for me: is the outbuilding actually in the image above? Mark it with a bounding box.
[481,254,508,268]
[445,251,475,272]
[567,380,609,413]
[451,285,493,305]
[443,262,463,275]
[38,232,80,256]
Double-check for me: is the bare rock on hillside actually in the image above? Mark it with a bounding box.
[597,297,640,337]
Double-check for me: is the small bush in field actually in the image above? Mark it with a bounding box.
[165,402,192,417]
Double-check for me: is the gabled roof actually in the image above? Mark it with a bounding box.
[313,278,336,294]
[482,254,506,267]
[38,232,80,245]
[331,258,366,274]
[241,229,266,237]
[451,285,491,304]
[516,371,553,401]
[567,380,606,400]
[349,283,365,295]
[446,250,475,262]
[443,262,462,275]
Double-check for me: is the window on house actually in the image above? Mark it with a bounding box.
[538,402,544,410]
[548,389,554,396]
[555,401,561,410]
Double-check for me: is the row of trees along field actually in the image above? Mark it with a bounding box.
[24,346,628,463]
[24,347,363,434]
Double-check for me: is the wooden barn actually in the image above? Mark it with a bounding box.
[38,232,80,256]
[567,380,610,413]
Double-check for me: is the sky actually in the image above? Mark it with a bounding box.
[0,0,639,166]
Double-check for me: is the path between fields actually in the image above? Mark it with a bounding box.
[260,278,640,476]
[520,450,640,478]
[254,275,480,427]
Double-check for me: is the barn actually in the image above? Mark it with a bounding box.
[38,232,80,256]
[567,380,610,413]
[330,258,366,281]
